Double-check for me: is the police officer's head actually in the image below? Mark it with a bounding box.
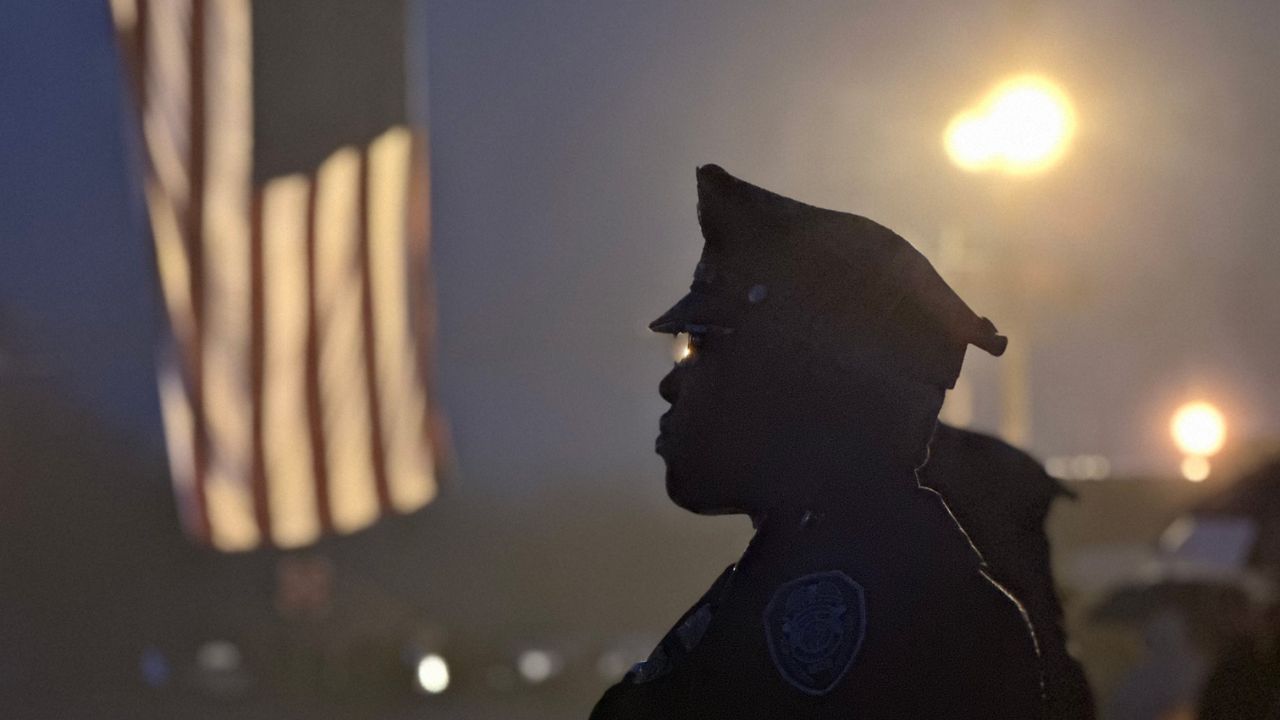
[651,165,1006,516]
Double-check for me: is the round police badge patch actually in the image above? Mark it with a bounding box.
[763,570,866,696]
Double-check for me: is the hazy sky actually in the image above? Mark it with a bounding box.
[424,0,1280,484]
[4,0,1280,504]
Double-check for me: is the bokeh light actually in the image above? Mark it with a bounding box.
[415,654,450,694]
[195,640,241,673]
[1180,455,1212,482]
[1171,401,1227,457]
[516,649,560,684]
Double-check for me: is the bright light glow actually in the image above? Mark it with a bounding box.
[1171,401,1227,457]
[945,75,1077,176]
[517,649,558,684]
[1181,455,1212,482]
[674,333,691,362]
[416,654,450,694]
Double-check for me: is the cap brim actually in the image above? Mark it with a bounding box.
[648,289,737,334]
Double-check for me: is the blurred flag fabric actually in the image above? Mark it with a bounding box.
[111,0,445,551]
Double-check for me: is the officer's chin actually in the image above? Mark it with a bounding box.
[664,467,739,516]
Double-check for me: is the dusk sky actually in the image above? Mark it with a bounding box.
[5,0,1280,503]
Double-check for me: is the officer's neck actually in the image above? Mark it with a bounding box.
[751,453,923,532]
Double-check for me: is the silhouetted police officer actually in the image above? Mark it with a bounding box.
[590,165,1043,719]
[922,423,1095,720]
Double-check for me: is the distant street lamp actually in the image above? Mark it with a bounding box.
[1171,401,1227,482]
[942,73,1077,447]
[945,75,1077,176]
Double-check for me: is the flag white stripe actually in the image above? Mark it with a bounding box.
[140,0,205,541]
[109,0,139,33]
[148,177,202,534]
[157,355,200,534]
[262,174,322,549]
[368,127,437,512]
[201,0,257,551]
[147,177,196,359]
[314,147,380,534]
[143,0,192,214]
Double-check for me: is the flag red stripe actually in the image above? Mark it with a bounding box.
[113,0,148,108]
[304,176,334,534]
[187,0,211,543]
[249,188,272,542]
[358,148,393,513]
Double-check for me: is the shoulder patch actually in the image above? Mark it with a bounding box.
[763,570,866,696]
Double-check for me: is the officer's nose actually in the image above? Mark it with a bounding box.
[659,365,681,404]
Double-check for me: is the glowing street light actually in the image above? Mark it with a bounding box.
[1171,401,1227,481]
[945,75,1077,177]
[941,73,1078,447]
[1171,402,1227,457]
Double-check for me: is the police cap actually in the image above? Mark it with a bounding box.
[650,164,1006,389]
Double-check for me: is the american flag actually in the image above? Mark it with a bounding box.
[112,0,445,551]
